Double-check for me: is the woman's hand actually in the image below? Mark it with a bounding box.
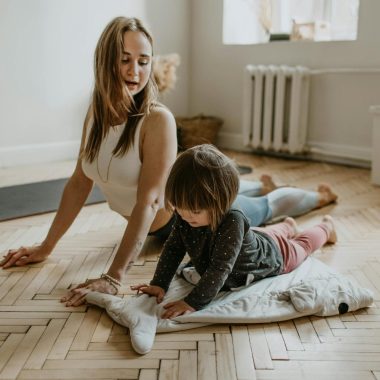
[131,284,165,303]
[0,245,51,268]
[161,300,195,319]
[61,278,118,307]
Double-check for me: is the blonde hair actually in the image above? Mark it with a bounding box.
[83,17,158,162]
[165,144,240,231]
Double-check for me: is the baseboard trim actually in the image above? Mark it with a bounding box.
[0,140,80,168]
[217,132,371,168]
[307,141,371,168]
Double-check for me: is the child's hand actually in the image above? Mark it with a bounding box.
[130,284,165,303]
[162,300,195,319]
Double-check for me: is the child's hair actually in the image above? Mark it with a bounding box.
[165,144,240,231]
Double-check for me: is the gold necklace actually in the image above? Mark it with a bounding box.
[96,153,114,183]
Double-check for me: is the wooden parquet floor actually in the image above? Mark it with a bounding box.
[1,152,380,380]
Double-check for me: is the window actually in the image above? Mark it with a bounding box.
[223,0,360,45]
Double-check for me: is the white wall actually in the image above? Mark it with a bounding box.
[0,0,190,168]
[2,0,379,169]
[190,0,380,165]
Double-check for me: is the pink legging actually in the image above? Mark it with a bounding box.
[252,221,330,274]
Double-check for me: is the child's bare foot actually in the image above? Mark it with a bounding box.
[284,217,299,237]
[317,184,338,208]
[260,174,277,195]
[322,215,337,244]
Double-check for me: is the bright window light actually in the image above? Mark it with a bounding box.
[223,0,360,45]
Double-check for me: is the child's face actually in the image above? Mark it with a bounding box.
[176,208,210,227]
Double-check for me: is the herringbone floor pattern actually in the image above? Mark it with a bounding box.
[0,152,380,380]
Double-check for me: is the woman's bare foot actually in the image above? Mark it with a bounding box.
[260,174,277,195]
[284,217,299,237]
[317,184,338,208]
[322,215,337,244]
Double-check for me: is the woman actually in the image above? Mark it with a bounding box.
[0,17,337,307]
[1,17,177,306]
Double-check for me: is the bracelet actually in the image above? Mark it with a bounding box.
[100,273,122,295]
[101,273,122,287]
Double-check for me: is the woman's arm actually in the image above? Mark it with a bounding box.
[107,107,177,280]
[39,161,93,250]
[1,110,93,268]
[62,107,177,306]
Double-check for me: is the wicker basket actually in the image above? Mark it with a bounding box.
[176,114,223,149]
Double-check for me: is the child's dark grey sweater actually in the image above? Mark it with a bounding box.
[150,209,283,310]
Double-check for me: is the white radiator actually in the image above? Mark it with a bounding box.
[242,65,310,154]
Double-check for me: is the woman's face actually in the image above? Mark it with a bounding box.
[120,31,152,95]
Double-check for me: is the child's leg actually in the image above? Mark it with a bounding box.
[252,217,298,239]
[258,216,336,273]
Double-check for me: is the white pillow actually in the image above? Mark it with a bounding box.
[86,258,373,354]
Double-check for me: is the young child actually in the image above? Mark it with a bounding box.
[131,144,337,319]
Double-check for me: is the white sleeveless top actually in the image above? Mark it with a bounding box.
[82,118,144,217]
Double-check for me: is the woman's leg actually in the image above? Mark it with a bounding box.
[238,179,263,197]
[232,195,272,227]
[238,175,278,197]
[256,216,336,273]
[235,173,338,227]
[234,184,337,227]
[266,184,337,222]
